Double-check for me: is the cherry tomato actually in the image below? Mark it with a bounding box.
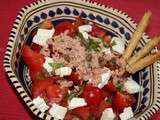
[45,84,68,104]
[82,85,103,105]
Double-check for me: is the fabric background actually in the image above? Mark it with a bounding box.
[0,0,160,119]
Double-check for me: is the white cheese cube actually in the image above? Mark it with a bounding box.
[68,97,87,110]
[33,28,55,46]
[98,70,111,89]
[32,96,49,112]
[82,32,89,39]
[49,103,67,119]
[119,107,134,120]
[55,67,72,77]
[124,77,143,94]
[43,57,54,73]
[78,25,92,33]
[101,48,111,54]
[111,37,125,54]
[101,108,116,120]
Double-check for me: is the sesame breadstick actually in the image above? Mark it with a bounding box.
[126,52,160,74]
[127,35,160,65]
[120,11,152,67]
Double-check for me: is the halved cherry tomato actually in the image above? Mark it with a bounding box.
[55,21,73,36]
[31,43,42,53]
[112,92,136,112]
[31,77,58,98]
[81,85,103,105]
[72,106,90,120]
[98,100,112,116]
[90,25,106,38]
[45,84,68,104]
[103,35,111,44]
[103,80,117,93]
[21,45,44,72]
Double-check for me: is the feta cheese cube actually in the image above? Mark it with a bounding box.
[119,107,134,120]
[98,70,111,89]
[101,108,115,120]
[68,97,87,110]
[124,77,143,94]
[101,48,111,54]
[32,96,49,112]
[43,57,54,73]
[78,25,92,33]
[82,32,89,39]
[111,37,125,54]
[55,67,72,77]
[49,103,67,119]
[33,28,55,46]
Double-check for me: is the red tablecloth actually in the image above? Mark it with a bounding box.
[0,0,160,120]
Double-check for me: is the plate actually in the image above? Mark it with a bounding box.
[3,0,160,119]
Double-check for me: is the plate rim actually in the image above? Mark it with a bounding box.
[3,0,160,120]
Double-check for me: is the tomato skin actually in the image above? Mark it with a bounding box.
[82,85,103,106]
[98,100,112,116]
[31,43,42,53]
[103,35,111,44]
[103,80,117,93]
[71,106,90,120]
[112,92,135,112]
[90,25,106,38]
[29,70,44,82]
[21,45,44,72]
[45,84,68,104]
[55,21,73,36]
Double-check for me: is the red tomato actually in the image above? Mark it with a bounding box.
[103,35,111,44]
[64,112,74,120]
[103,80,117,93]
[21,45,44,72]
[81,85,103,105]
[29,70,44,82]
[66,72,81,85]
[73,16,85,30]
[31,43,42,53]
[112,92,135,112]
[32,77,57,98]
[72,106,90,120]
[98,100,112,116]
[45,84,68,104]
[55,21,73,35]
[90,25,106,38]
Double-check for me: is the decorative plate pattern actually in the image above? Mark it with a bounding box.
[3,0,160,120]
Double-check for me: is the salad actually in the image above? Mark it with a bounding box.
[21,11,159,120]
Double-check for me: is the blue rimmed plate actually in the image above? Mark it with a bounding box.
[3,0,160,119]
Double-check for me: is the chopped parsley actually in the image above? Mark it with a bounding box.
[78,32,101,52]
[67,91,79,101]
[115,82,124,91]
[48,63,65,69]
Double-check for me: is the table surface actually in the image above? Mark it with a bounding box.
[0,0,160,120]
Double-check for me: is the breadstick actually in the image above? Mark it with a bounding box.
[121,11,152,63]
[126,52,160,74]
[127,35,160,65]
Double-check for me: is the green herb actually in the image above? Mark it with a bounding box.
[68,91,79,101]
[104,44,110,48]
[86,39,101,52]
[115,82,124,91]
[49,63,65,69]
[78,32,88,46]
[88,114,96,120]
[78,32,101,52]
[36,75,45,80]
